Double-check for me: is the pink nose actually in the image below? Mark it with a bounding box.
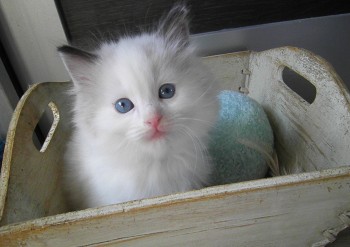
[146,115,162,129]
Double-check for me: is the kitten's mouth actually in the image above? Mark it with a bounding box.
[149,130,165,141]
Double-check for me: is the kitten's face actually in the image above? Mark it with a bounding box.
[90,36,217,150]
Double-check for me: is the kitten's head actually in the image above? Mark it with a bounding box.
[58,5,218,154]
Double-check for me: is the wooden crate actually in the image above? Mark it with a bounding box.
[0,47,349,246]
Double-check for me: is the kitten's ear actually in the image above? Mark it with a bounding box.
[58,45,99,86]
[157,4,190,50]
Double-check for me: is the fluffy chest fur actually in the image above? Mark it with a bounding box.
[70,134,209,208]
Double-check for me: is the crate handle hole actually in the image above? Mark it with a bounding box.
[282,67,316,104]
[32,102,60,152]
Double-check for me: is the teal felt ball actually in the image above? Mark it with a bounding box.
[208,90,274,186]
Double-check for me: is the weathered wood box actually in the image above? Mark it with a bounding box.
[0,47,349,246]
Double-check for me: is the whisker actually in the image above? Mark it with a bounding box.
[192,83,215,105]
[174,124,211,170]
[127,127,148,140]
[183,125,211,162]
[112,137,131,151]
[176,117,217,129]
[169,111,218,129]
[177,128,199,170]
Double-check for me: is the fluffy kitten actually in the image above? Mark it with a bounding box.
[58,5,219,209]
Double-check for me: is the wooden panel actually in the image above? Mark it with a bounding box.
[0,168,349,246]
[202,51,250,92]
[56,0,350,49]
[0,82,73,225]
[248,47,350,173]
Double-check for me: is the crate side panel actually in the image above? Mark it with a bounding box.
[247,47,350,173]
[0,171,349,246]
[0,82,73,225]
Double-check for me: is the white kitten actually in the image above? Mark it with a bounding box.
[58,5,219,210]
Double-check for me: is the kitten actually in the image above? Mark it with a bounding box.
[58,4,219,209]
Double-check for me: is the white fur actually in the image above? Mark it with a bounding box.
[60,6,219,209]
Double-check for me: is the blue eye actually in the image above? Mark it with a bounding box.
[159,83,175,99]
[115,98,134,113]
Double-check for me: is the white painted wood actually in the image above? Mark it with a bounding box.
[202,51,250,92]
[0,0,70,88]
[248,47,350,173]
[0,47,349,246]
[0,82,72,225]
[0,167,349,247]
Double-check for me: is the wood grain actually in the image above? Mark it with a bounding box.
[0,168,349,246]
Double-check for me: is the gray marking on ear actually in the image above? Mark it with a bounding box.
[157,4,190,49]
[58,45,98,62]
